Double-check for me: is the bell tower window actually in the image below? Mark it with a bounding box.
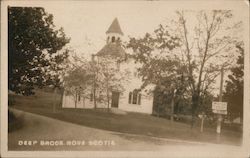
[111,36,115,43]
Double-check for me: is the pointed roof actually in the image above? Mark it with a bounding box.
[106,18,124,35]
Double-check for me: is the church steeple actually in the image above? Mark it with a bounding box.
[106,18,123,44]
[106,18,123,35]
[96,18,126,57]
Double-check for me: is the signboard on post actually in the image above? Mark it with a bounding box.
[212,109,227,115]
[212,102,227,115]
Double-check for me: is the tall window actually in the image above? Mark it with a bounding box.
[90,93,93,102]
[128,90,141,105]
[132,91,138,104]
[78,93,81,102]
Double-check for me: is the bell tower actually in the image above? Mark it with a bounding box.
[96,18,126,58]
[106,18,123,44]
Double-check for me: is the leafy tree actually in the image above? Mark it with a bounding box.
[97,56,130,110]
[223,43,244,121]
[67,54,129,111]
[64,65,93,108]
[127,26,190,120]
[174,10,241,127]
[127,10,242,127]
[8,7,70,95]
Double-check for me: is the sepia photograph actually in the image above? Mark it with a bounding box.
[1,0,250,157]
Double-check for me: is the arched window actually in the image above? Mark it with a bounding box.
[90,93,93,102]
[111,36,115,43]
[128,89,141,105]
[107,36,110,42]
[132,91,138,104]
[78,94,81,102]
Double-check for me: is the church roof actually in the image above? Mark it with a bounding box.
[106,18,124,35]
[96,42,126,58]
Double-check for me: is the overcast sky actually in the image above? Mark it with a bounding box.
[4,1,248,95]
[44,2,179,59]
[38,1,244,60]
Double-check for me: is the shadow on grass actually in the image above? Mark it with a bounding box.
[8,109,24,133]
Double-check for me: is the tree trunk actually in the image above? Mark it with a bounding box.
[191,92,199,128]
[93,81,97,110]
[53,87,58,113]
[170,89,176,122]
[74,89,77,108]
[59,88,64,109]
[107,91,110,112]
[170,94,175,122]
[106,80,110,112]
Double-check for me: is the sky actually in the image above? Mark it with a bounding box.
[44,2,179,59]
[39,1,245,61]
[4,1,248,95]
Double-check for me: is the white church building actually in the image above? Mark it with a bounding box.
[62,18,155,114]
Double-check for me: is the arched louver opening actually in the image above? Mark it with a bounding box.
[111,36,115,43]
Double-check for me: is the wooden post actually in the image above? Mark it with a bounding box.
[200,113,204,132]
[217,67,224,134]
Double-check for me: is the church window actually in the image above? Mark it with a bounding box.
[78,93,81,102]
[128,90,141,105]
[107,36,110,42]
[90,93,93,102]
[111,36,115,43]
[132,91,138,104]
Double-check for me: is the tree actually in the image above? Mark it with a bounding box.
[64,65,93,108]
[175,10,241,127]
[97,56,130,111]
[223,43,244,121]
[127,28,189,121]
[8,7,70,95]
[127,10,242,127]
[66,53,129,111]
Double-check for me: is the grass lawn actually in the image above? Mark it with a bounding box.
[9,89,242,146]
